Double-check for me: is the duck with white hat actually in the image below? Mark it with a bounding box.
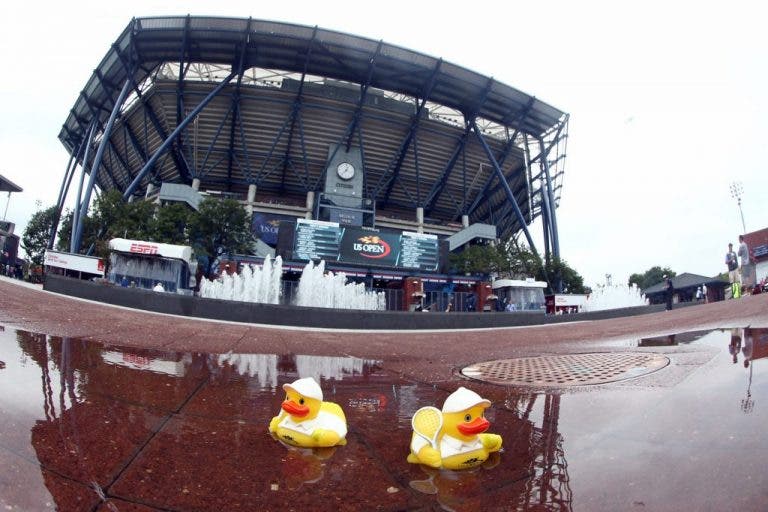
[269,377,348,448]
[408,386,502,470]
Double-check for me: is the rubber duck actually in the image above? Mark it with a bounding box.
[269,377,348,448]
[407,387,502,470]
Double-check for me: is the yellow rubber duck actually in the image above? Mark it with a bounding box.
[269,377,348,448]
[407,387,502,470]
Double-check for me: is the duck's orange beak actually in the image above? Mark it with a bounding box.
[282,400,309,417]
[458,416,489,435]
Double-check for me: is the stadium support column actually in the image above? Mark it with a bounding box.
[70,122,97,252]
[305,191,314,220]
[122,71,237,201]
[538,136,561,293]
[470,120,538,258]
[48,136,87,250]
[538,137,560,260]
[247,184,257,215]
[416,207,424,233]
[73,79,132,253]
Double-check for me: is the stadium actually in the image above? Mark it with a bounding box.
[52,15,569,310]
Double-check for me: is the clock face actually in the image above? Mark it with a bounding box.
[336,162,355,180]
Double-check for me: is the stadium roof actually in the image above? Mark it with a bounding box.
[60,16,565,150]
[0,174,23,193]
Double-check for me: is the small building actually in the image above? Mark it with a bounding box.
[492,278,547,312]
[545,293,589,314]
[643,272,729,304]
[107,238,197,294]
[743,227,768,286]
[44,250,105,280]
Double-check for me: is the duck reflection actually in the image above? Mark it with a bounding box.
[409,453,502,510]
[271,437,338,491]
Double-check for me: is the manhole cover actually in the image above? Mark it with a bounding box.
[461,352,669,387]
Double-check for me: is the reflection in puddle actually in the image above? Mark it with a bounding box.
[729,327,768,414]
[638,334,677,346]
[2,325,767,510]
[217,352,381,389]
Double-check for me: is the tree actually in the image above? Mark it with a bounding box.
[187,197,253,276]
[539,257,587,295]
[55,209,100,254]
[495,238,543,278]
[629,266,676,290]
[447,237,587,294]
[62,190,158,259]
[21,206,57,265]
[92,190,155,242]
[448,243,506,275]
[151,203,192,245]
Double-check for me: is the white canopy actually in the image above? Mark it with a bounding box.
[109,238,194,265]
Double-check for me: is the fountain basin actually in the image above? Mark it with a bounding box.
[44,274,677,330]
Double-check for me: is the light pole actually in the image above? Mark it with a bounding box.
[730,182,746,234]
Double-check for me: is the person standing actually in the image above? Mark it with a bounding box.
[663,274,674,311]
[725,243,739,298]
[738,235,754,295]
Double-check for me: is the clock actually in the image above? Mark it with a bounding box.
[336,162,355,180]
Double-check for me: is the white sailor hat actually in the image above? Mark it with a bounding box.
[283,377,323,401]
[442,387,491,413]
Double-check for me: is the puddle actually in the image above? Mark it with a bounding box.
[1,326,767,511]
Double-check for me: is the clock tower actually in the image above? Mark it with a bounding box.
[323,144,364,210]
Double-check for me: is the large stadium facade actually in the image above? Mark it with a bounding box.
[54,16,568,289]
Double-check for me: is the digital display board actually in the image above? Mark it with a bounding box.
[294,219,341,262]
[292,219,439,271]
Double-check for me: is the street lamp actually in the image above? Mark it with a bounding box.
[729,181,746,234]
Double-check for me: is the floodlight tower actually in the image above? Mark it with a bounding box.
[729,181,746,234]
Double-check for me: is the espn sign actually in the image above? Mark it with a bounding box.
[129,242,159,255]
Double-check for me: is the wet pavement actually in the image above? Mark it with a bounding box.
[1,277,768,511]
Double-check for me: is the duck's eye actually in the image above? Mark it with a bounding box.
[464,414,472,422]
[299,398,305,405]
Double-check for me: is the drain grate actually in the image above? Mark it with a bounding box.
[461,352,669,387]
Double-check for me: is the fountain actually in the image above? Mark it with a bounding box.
[199,257,386,311]
[294,260,386,311]
[581,283,648,312]
[199,254,283,304]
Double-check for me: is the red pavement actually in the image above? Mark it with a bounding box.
[2,277,768,511]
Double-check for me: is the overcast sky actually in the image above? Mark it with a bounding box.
[1,1,765,288]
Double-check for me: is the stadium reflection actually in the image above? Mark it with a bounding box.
[4,326,767,510]
[0,327,576,510]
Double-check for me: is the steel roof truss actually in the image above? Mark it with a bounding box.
[295,106,311,190]
[278,27,318,193]
[538,136,559,259]
[122,70,237,200]
[345,40,382,151]
[424,77,495,215]
[198,101,236,179]
[255,102,299,185]
[377,59,442,208]
[423,125,470,215]
[471,120,537,257]
[114,47,192,183]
